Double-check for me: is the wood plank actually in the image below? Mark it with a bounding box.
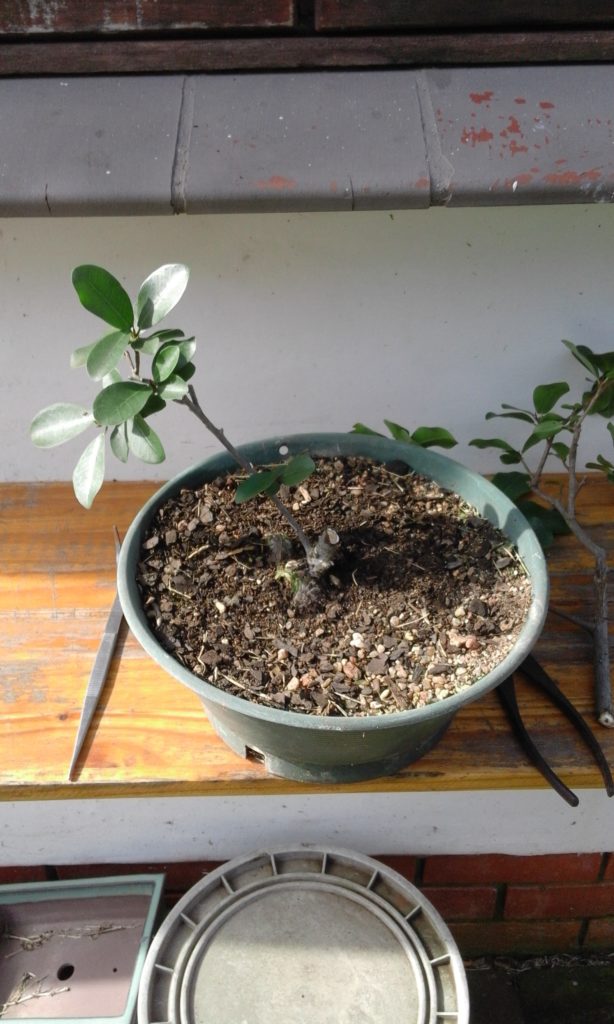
[315,1,614,30]
[0,478,611,800]
[4,31,614,76]
[0,1,295,35]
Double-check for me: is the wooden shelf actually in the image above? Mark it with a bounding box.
[1,478,612,800]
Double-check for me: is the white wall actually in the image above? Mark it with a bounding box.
[2,205,613,483]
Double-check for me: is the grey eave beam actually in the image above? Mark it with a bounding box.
[1,65,614,216]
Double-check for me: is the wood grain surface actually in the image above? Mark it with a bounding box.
[0,478,612,800]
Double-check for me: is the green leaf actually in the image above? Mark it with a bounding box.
[30,403,94,448]
[72,265,134,332]
[152,343,181,384]
[516,499,571,549]
[177,338,197,366]
[110,422,129,463]
[584,380,614,418]
[410,426,457,449]
[102,368,123,388]
[470,437,520,456]
[93,381,152,426]
[280,454,316,487]
[127,415,166,464]
[485,410,535,424]
[72,433,105,509]
[351,422,384,437]
[515,503,555,551]
[532,381,570,415]
[499,451,523,465]
[70,341,97,368]
[562,339,599,375]
[609,422,614,446]
[86,330,131,381]
[551,441,570,462]
[140,394,167,418]
[384,420,412,443]
[137,264,190,330]
[132,328,185,354]
[235,468,280,504]
[522,418,566,451]
[176,362,196,383]
[490,471,531,502]
[157,374,189,401]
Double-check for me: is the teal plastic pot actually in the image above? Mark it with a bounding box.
[118,433,548,783]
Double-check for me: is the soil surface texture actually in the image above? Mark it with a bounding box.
[136,456,532,717]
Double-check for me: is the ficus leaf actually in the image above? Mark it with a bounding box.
[280,454,316,488]
[70,341,97,368]
[532,381,570,415]
[137,264,190,330]
[157,374,189,401]
[235,468,280,504]
[140,394,167,418]
[127,415,166,464]
[72,265,134,332]
[490,471,531,502]
[86,330,131,381]
[152,343,181,384]
[351,423,384,437]
[469,437,520,455]
[110,422,129,463]
[72,433,105,509]
[485,410,535,424]
[561,339,599,376]
[410,426,457,449]
[384,420,412,443]
[132,328,185,354]
[93,381,152,426]
[30,403,94,448]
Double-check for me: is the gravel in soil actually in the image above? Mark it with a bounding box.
[136,456,532,717]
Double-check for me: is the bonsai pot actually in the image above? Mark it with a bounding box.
[117,432,548,783]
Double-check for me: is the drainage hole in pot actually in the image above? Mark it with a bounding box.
[279,444,289,456]
[246,746,265,764]
[57,963,75,981]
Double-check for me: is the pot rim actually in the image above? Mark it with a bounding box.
[117,432,549,732]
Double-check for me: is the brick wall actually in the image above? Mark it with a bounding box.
[3,853,613,957]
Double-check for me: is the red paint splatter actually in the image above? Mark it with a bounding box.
[509,140,529,155]
[514,97,526,104]
[415,177,429,189]
[470,90,494,104]
[500,115,523,140]
[530,167,541,173]
[555,158,567,166]
[542,168,602,185]
[461,126,494,146]
[329,180,338,193]
[540,101,555,110]
[255,175,297,190]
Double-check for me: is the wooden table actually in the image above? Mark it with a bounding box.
[1,477,612,800]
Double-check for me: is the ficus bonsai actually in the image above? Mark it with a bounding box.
[30,264,338,588]
[355,339,614,727]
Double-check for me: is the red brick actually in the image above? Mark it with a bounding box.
[0,866,47,884]
[450,919,582,957]
[505,883,614,920]
[601,853,614,881]
[583,917,614,949]
[373,855,418,883]
[55,861,220,892]
[422,854,602,886]
[421,885,498,921]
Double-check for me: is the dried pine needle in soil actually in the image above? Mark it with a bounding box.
[137,457,532,717]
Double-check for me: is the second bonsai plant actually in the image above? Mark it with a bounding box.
[30,264,548,781]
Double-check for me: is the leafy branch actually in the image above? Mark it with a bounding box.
[30,264,335,581]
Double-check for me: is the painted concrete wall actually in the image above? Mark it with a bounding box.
[2,204,613,484]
